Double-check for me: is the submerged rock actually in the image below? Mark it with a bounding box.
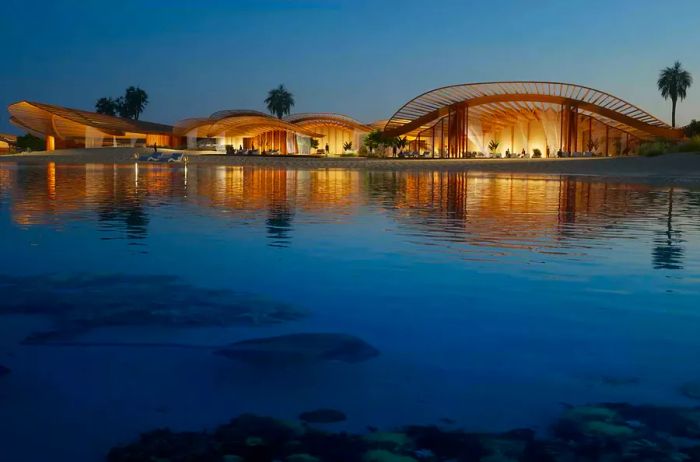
[363,432,411,451]
[0,273,306,341]
[107,403,700,462]
[215,333,380,364]
[299,409,347,424]
[0,364,10,377]
[362,449,417,462]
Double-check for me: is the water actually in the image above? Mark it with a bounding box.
[0,162,699,462]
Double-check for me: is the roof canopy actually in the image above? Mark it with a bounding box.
[175,110,323,138]
[0,133,17,144]
[383,81,682,139]
[283,113,372,132]
[8,101,173,139]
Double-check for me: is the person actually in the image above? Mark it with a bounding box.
[153,143,158,153]
[521,148,526,158]
[325,143,329,155]
[239,144,243,151]
[505,148,510,158]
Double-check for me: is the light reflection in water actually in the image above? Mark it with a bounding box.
[0,162,696,269]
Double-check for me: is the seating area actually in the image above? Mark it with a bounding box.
[135,152,186,163]
[397,151,433,158]
[225,145,262,156]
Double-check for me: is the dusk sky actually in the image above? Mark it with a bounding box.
[2,0,699,134]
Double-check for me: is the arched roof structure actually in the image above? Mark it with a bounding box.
[383,81,682,140]
[8,101,173,139]
[174,110,322,138]
[283,113,372,132]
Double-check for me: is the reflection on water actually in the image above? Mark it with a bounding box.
[1,162,700,462]
[0,162,696,269]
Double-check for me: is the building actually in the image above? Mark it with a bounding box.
[383,81,684,157]
[6,81,686,156]
[8,101,177,151]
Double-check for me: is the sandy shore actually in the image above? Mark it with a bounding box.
[2,147,700,186]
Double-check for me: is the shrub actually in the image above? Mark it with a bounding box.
[16,133,45,151]
[639,139,672,157]
[532,148,542,158]
[684,120,700,137]
[358,145,369,157]
[677,135,700,153]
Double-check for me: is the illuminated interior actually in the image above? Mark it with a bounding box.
[283,113,372,155]
[174,110,324,154]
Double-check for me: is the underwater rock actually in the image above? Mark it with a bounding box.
[107,404,700,462]
[363,432,412,451]
[299,408,347,423]
[681,381,700,400]
[0,364,10,377]
[107,428,219,462]
[215,333,380,364]
[362,449,417,462]
[0,273,306,340]
[286,454,320,462]
[402,425,487,461]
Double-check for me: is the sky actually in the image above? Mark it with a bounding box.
[1,0,700,134]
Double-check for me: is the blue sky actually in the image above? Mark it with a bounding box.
[1,0,699,133]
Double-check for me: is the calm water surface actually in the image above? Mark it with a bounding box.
[1,162,699,462]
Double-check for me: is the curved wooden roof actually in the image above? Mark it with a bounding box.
[383,81,682,139]
[283,113,372,132]
[8,101,173,139]
[0,133,17,144]
[175,110,323,138]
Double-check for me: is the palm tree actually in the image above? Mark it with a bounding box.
[122,86,149,120]
[95,97,118,116]
[657,61,693,128]
[265,85,295,119]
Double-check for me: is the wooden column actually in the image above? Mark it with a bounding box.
[45,135,55,152]
[465,105,469,156]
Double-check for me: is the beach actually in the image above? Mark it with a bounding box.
[2,147,700,186]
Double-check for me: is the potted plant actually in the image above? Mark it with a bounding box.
[488,140,500,158]
[343,141,353,153]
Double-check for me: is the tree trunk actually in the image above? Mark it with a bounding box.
[672,98,677,128]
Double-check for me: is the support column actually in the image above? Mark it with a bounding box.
[465,105,469,157]
[605,125,609,157]
[45,135,55,151]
